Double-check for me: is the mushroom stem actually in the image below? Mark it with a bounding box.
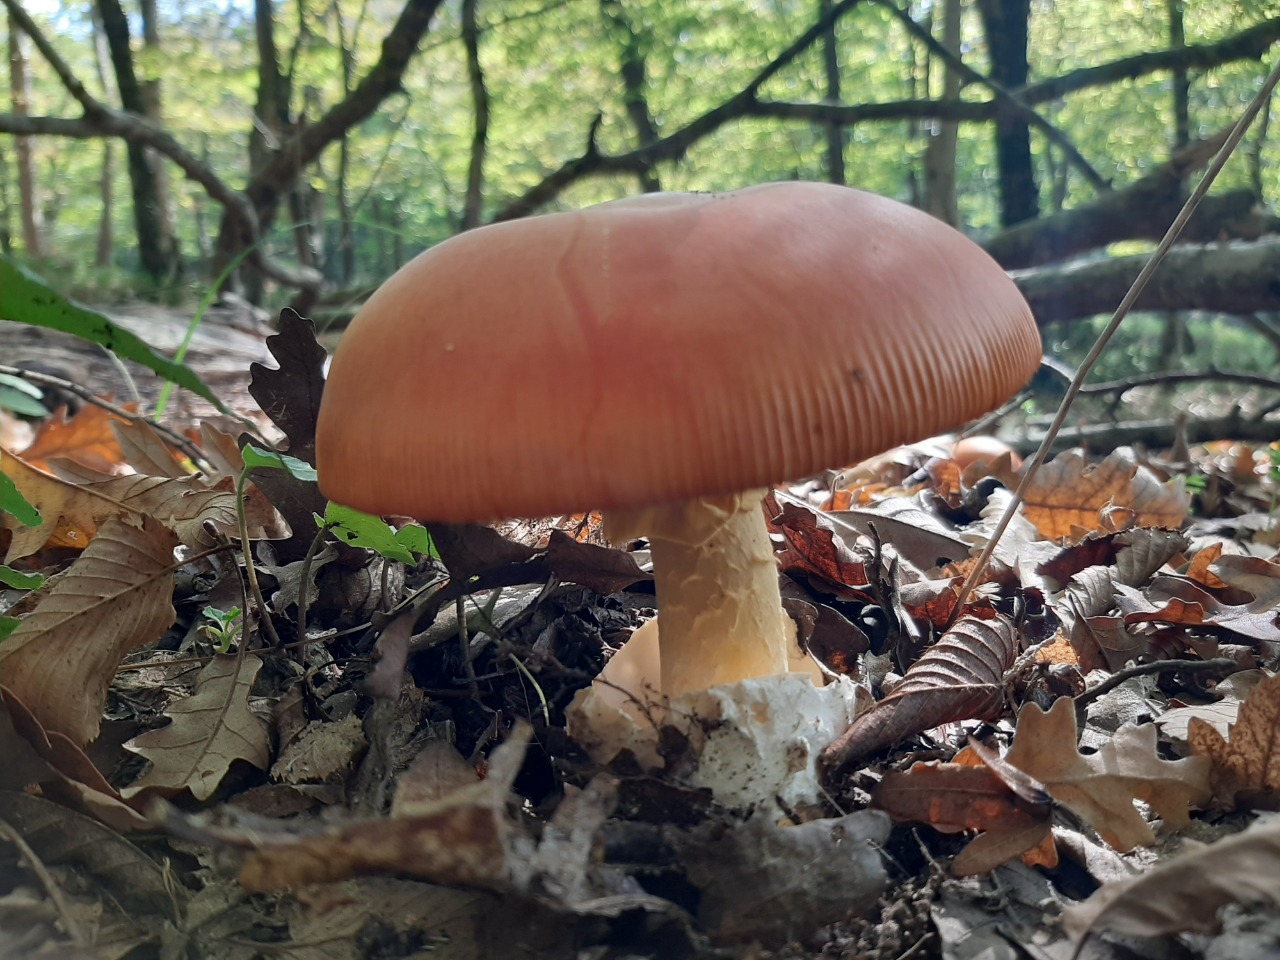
[608,489,794,697]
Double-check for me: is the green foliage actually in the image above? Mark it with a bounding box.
[321,503,436,564]
[0,259,226,412]
[0,375,48,419]
[0,566,44,591]
[199,606,244,654]
[241,444,319,482]
[0,471,41,528]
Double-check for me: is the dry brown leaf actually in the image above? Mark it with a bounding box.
[1209,554,1280,613]
[1006,698,1210,851]
[1188,670,1280,809]
[0,516,177,747]
[822,615,1019,769]
[1116,576,1280,642]
[0,448,120,560]
[18,404,132,474]
[42,464,287,546]
[123,654,270,801]
[110,419,189,478]
[1064,816,1280,941]
[998,449,1189,541]
[871,759,1053,876]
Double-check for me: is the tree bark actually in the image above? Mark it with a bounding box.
[138,0,179,275]
[819,0,845,185]
[96,0,179,283]
[922,0,960,224]
[601,0,661,192]
[462,0,488,227]
[1014,237,1280,326]
[976,0,1037,226]
[8,13,42,257]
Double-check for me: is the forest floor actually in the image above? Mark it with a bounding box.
[1,302,1280,960]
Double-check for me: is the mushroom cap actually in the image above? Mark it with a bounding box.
[316,182,1041,521]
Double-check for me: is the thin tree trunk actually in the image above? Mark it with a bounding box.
[461,0,487,228]
[91,3,116,268]
[601,0,660,192]
[922,0,960,224]
[97,0,180,283]
[138,0,180,276]
[8,13,42,257]
[819,0,845,185]
[333,0,357,283]
[976,0,1037,226]
[0,141,14,255]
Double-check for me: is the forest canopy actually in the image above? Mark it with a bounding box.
[2,0,1280,347]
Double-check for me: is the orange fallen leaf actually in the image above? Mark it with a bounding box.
[19,404,133,474]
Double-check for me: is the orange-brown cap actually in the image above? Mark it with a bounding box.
[316,182,1041,521]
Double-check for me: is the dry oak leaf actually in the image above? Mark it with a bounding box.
[123,654,270,801]
[0,516,178,747]
[995,449,1189,541]
[1188,670,1280,809]
[822,615,1019,770]
[18,404,132,474]
[1006,698,1210,851]
[1064,815,1280,942]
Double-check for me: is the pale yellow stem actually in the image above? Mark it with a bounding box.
[608,489,794,697]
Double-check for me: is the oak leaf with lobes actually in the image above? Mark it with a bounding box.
[1006,698,1210,851]
[1188,669,1280,809]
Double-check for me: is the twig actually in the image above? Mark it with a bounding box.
[876,0,1108,191]
[955,50,1280,615]
[1074,657,1239,709]
[0,363,211,471]
[1080,368,1280,397]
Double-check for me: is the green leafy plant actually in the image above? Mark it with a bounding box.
[0,374,48,418]
[0,258,228,413]
[322,503,436,564]
[199,606,244,654]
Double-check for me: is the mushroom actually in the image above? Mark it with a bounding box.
[316,182,1041,802]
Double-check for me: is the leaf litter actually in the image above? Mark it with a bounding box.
[0,312,1279,958]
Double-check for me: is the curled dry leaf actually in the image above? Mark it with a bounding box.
[123,654,270,801]
[1065,816,1280,942]
[822,615,1019,770]
[0,516,178,746]
[1006,698,1211,852]
[1188,670,1280,809]
[996,449,1189,541]
[1116,576,1280,643]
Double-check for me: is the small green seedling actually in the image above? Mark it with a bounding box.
[321,502,436,564]
[200,606,244,654]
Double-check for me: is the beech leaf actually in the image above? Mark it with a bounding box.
[822,615,1019,769]
[0,516,178,746]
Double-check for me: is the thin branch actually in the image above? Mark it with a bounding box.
[492,0,867,221]
[1080,369,1280,397]
[876,0,1108,191]
[461,0,488,228]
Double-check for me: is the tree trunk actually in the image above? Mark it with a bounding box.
[922,0,961,224]
[8,14,42,257]
[976,0,1037,226]
[96,0,180,284]
[819,0,845,186]
[461,0,488,228]
[138,0,180,276]
[0,141,14,255]
[601,0,661,193]
[91,4,116,268]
